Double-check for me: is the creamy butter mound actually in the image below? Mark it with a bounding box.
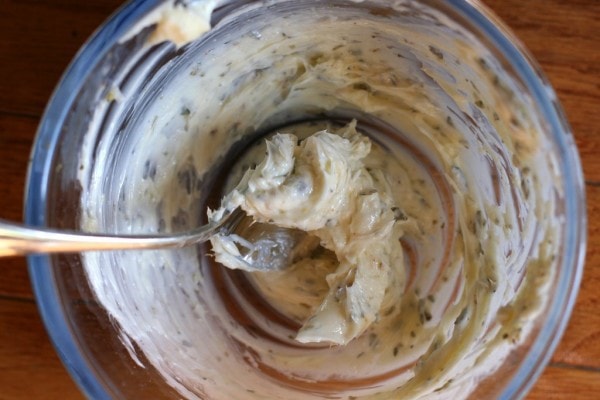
[122,0,218,47]
[209,121,406,345]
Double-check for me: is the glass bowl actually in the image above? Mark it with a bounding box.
[26,0,586,399]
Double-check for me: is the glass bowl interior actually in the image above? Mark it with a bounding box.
[26,0,585,399]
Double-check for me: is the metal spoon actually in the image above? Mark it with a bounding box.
[2,116,364,267]
[0,208,295,271]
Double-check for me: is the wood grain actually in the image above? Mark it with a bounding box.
[551,185,600,369]
[0,0,598,399]
[528,365,600,400]
[0,299,83,399]
[0,114,37,299]
[0,0,124,117]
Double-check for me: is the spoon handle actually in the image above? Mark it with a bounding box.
[0,219,219,257]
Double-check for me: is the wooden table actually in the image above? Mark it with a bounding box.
[0,1,598,398]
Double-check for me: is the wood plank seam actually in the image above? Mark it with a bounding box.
[0,294,36,304]
[548,362,600,373]
[0,109,43,121]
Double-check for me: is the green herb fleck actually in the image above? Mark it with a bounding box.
[429,45,444,60]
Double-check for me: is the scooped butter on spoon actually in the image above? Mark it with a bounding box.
[209,121,407,345]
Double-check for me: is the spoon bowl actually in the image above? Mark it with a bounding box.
[0,207,294,271]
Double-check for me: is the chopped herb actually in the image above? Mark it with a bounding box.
[391,207,407,221]
[369,333,379,347]
[429,45,444,60]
